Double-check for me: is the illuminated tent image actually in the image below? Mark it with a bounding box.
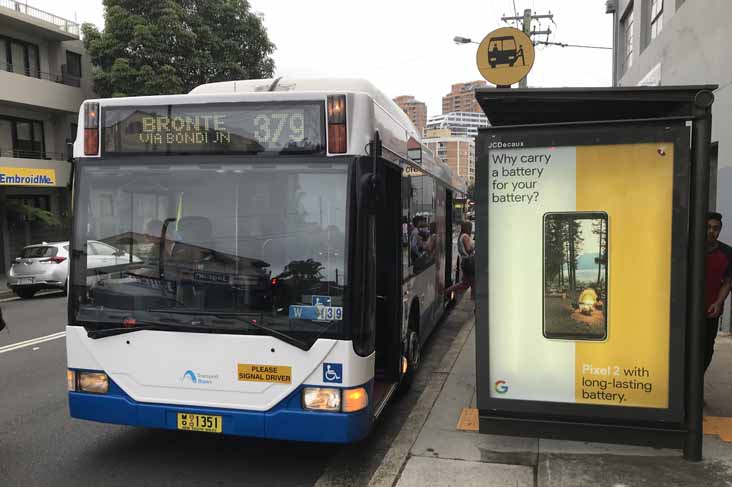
[543,212,607,340]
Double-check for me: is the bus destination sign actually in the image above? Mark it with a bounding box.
[103,102,324,154]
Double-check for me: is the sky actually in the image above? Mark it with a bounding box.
[31,0,614,118]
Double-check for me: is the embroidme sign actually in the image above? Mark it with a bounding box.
[0,167,56,186]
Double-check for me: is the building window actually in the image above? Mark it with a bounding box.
[0,116,45,159]
[621,4,634,72]
[1,36,40,78]
[650,0,663,41]
[7,195,51,212]
[66,51,82,78]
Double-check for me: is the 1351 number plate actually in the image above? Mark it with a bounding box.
[177,412,222,433]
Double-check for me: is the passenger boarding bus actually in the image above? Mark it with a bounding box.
[66,78,465,443]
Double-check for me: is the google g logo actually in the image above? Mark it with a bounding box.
[494,380,508,394]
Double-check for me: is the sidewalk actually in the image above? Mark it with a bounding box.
[370,305,732,487]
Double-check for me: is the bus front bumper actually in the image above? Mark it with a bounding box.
[68,378,372,444]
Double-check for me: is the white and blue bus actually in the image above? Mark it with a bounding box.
[66,78,465,443]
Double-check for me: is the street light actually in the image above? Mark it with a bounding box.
[453,36,478,45]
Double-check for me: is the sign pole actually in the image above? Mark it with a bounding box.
[519,9,531,88]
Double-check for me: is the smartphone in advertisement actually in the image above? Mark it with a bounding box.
[543,211,608,341]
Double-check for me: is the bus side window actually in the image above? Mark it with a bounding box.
[409,173,423,267]
[401,172,411,279]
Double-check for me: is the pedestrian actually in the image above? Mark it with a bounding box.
[426,222,438,256]
[410,216,426,261]
[704,211,732,372]
[446,221,475,300]
[0,306,6,333]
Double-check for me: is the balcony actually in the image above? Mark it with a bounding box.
[1,62,81,88]
[0,147,65,161]
[0,67,84,113]
[0,0,79,41]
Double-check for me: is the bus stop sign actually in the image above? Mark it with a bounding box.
[476,27,535,87]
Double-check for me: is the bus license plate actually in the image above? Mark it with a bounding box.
[177,413,222,433]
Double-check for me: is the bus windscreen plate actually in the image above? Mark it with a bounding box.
[176,412,222,433]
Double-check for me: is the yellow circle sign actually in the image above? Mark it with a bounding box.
[476,27,535,86]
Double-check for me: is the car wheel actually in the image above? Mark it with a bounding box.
[15,288,36,299]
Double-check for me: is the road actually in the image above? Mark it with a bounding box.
[0,292,467,487]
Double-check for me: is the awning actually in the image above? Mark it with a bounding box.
[474,86,718,127]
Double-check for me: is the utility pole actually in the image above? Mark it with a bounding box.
[501,8,553,88]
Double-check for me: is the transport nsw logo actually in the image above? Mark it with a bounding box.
[181,369,218,385]
[494,380,509,394]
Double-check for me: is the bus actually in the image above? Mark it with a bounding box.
[66,78,465,443]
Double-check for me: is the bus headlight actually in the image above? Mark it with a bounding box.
[78,372,109,394]
[67,370,76,391]
[342,387,368,413]
[302,387,341,411]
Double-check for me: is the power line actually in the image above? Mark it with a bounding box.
[534,40,612,50]
[714,79,732,94]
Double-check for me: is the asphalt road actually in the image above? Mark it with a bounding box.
[0,292,467,487]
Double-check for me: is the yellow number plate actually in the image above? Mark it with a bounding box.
[177,413,222,433]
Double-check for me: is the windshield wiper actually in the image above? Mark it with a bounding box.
[86,320,204,339]
[148,308,311,351]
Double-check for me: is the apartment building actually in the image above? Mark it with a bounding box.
[424,111,489,138]
[0,0,95,275]
[608,0,730,225]
[441,81,487,114]
[423,128,475,186]
[393,95,427,134]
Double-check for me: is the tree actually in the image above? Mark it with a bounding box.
[82,0,275,98]
[592,218,607,289]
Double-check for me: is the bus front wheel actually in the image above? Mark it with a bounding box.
[399,330,420,393]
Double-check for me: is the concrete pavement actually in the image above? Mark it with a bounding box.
[370,301,732,487]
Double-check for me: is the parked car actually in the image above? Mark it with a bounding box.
[7,241,140,299]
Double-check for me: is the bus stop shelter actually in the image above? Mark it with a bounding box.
[473,86,716,460]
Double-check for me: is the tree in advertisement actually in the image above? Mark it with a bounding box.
[82,0,276,98]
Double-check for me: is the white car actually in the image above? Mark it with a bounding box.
[7,241,139,299]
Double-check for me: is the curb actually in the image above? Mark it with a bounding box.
[367,308,475,487]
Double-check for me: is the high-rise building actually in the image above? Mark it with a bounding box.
[393,95,427,134]
[423,128,475,186]
[441,81,488,114]
[424,111,489,138]
[0,0,95,277]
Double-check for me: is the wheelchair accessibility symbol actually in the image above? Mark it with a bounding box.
[323,363,342,384]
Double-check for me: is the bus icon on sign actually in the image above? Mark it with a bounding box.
[488,36,526,68]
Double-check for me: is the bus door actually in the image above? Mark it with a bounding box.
[445,189,455,294]
[373,161,402,386]
[352,156,402,411]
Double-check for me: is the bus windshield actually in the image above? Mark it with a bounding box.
[70,158,349,343]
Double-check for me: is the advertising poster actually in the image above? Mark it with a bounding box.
[487,142,674,409]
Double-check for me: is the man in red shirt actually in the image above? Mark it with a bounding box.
[705,212,732,372]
